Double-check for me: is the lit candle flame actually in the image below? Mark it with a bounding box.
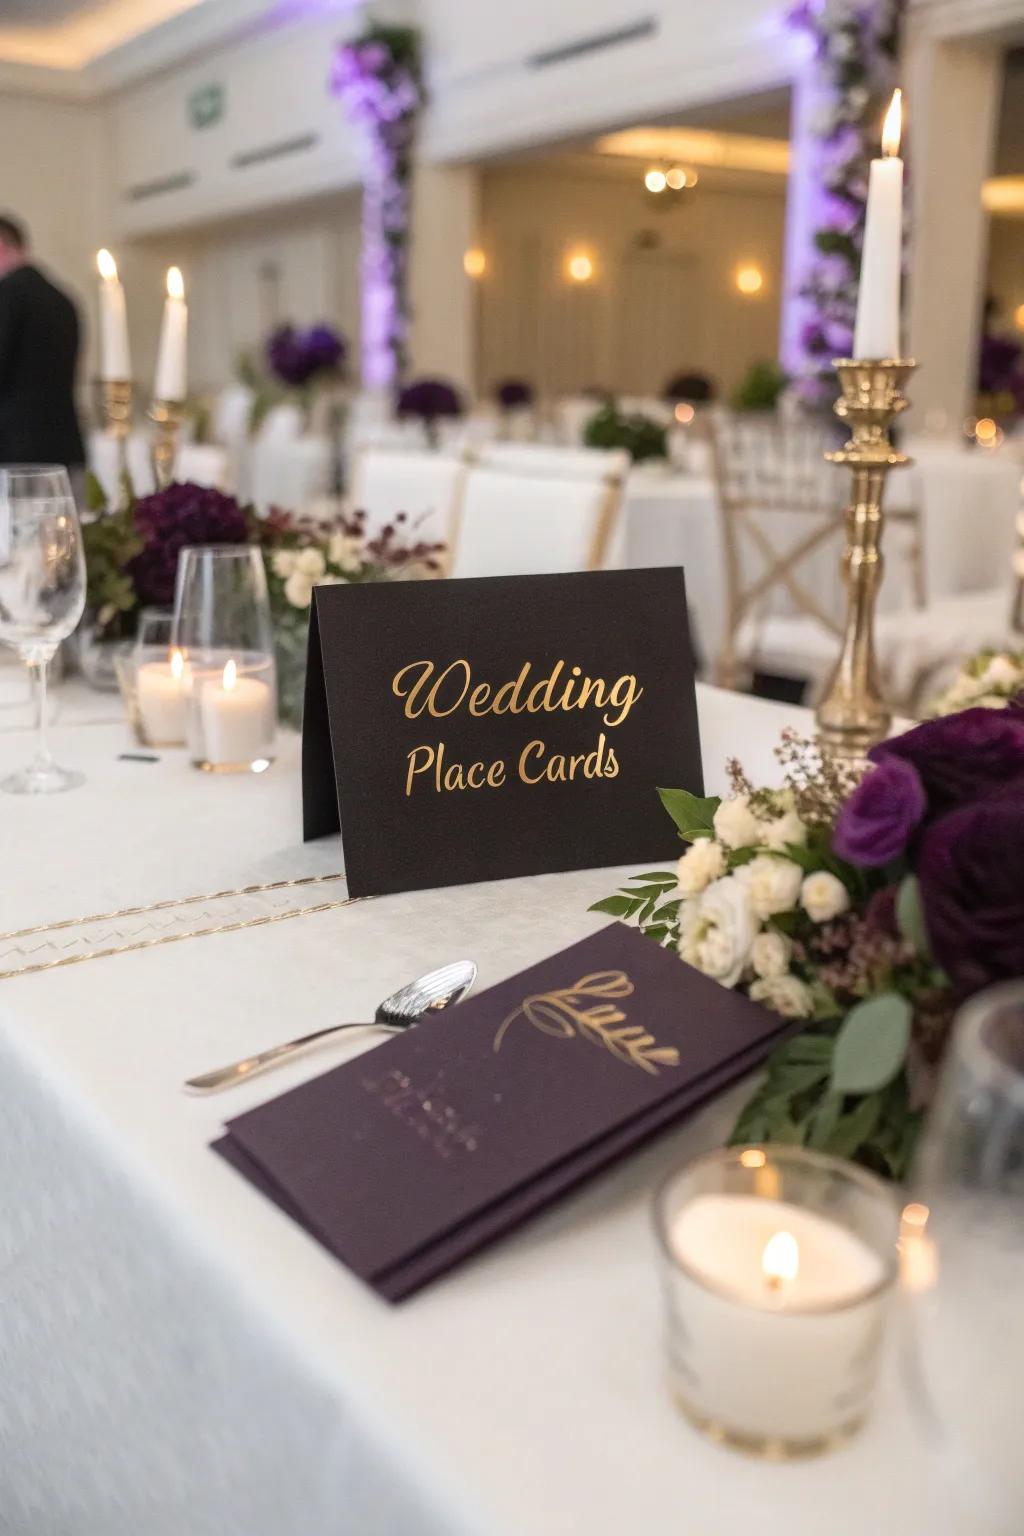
[222,658,237,692]
[96,248,118,282]
[170,649,184,681]
[166,266,185,301]
[882,88,902,158]
[762,1230,799,1288]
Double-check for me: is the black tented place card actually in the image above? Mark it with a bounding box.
[302,568,702,896]
[213,922,790,1301]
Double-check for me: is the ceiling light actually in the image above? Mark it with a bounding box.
[735,264,764,296]
[644,169,667,193]
[566,251,595,283]
[463,247,487,278]
[665,167,687,190]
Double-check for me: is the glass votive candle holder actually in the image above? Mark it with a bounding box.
[653,1145,900,1459]
[173,546,277,773]
[114,608,189,748]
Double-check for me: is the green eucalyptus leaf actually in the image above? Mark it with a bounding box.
[657,787,720,843]
[822,1091,883,1160]
[831,994,911,1095]
[588,894,635,918]
[631,871,679,884]
[896,875,932,961]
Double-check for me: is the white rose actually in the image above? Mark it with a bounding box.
[978,654,1021,691]
[676,838,726,897]
[759,809,808,852]
[750,930,792,980]
[749,974,814,1020]
[295,547,326,579]
[283,569,314,609]
[328,532,364,574]
[271,550,297,578]
[800,871,850,924]
[975,695,1011,710]
[678,876,756,988]
[739,855,803,920]
[713,795,760,850]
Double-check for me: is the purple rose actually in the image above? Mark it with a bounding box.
[129,483,249,608]
[871,708,1024,815]
[917,799,1024,994]
[833,756,926,866]
[495,379,534,410]
[266,323,346,388]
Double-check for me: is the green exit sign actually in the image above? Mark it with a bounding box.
[188,83,224,131]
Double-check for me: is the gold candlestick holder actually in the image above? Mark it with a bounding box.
[150,398,185,490]
[99,378,133,510]
[815,358,917,759]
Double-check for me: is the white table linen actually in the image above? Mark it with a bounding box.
[0,686,963,1536]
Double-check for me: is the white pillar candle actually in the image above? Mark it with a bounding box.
[853,89,904,360]
[154,266,188,402]
[136,650,187,745]
[198,659,273,767]
[96,249,131,382]
[667,1192,887,1444]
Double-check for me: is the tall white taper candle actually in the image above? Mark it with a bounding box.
[95,249,131,381]
[853,89,904,360]
[154,266,188,402]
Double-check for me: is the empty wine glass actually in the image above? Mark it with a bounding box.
[0,466,86,793]
[902,982,1024,1533]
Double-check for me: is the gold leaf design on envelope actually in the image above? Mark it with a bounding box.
[493,971,681,1076]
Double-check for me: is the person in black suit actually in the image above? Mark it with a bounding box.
[0,213,85,469]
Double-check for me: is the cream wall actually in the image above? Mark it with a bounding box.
[475,162,786,400]
[118,192,362,396]
[0,89,108,379]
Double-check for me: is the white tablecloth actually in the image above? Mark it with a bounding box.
[0,687,962,1536]
[620,445,1022,673]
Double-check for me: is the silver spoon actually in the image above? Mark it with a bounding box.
[183,960,477,1095]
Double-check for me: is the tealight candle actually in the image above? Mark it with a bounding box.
[136,648,187,745]
[654,1147,899,1457]
[196,658,274,770]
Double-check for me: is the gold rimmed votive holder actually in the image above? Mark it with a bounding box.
[653,1145,900,1459]
[815,358,916,759]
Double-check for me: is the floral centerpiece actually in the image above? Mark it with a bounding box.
[396,376,464,448]
[594,708,1024,1178]
[976,323,1024,427]
[584,402,667,464]
[495,379,535,412]
[251,507,446,725]
[929,648,1024,716]
[238,321,348,434]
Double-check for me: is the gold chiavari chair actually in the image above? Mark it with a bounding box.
[707,411,925,690]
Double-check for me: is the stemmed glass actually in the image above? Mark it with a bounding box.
[0,466,86,793]
[902,982,1024,1534]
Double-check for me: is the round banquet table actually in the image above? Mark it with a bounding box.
[0,683,966,1536]
[619,442,1021,674]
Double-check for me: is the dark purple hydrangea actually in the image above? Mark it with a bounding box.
[833,755,926,867]
[266,323,347,389]
[870,708,1024,817]
[129,483,249,607]
[978,331,1024,397]
[917,799,1024,995]
[495,379,534,410]
[396,377,464,421]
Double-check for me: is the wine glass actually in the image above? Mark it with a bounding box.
[0,466,86,793]
[902,982,1024,1533]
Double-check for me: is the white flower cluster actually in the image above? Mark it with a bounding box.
[674,793,850,1018]
[929,651,1024,718]
[271,530,366,610]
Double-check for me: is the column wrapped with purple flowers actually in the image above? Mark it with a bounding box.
[331,25,425,392]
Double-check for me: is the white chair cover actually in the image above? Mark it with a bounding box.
[553,396,601,445]
[473,442,629,483]
[257,403,305,443]
[211,385,254,444]
[175,444,230,491]
[348,449,467,547]
[249,436,332,516]
[451,468,611,579]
